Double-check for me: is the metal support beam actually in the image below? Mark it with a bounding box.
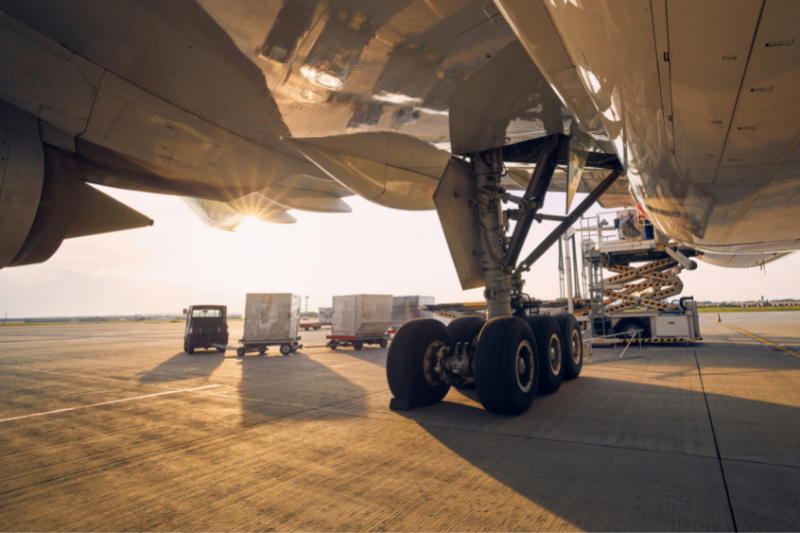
[515,167,624,276]
[503,134,562,269]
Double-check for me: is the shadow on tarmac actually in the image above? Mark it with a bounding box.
[387,344,800,531]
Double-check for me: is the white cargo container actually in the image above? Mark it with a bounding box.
[318,307,333,325]
[243,293,301,341]
[391,296,435,330]
[331,295,392,338]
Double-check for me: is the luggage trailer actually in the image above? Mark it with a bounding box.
[234,337,302,356]
[326,334,389,351]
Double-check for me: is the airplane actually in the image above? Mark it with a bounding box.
[1,0,797,415]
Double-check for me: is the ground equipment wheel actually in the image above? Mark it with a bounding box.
[280,344,292,355]
[387,318,452,408]
[259,346,267,354]
[236,347,245,356]
[379,338,388,348]
[555,314,582,380]
[353,341,363,351]
[473,317,537,415]
[186,345,195,354]
[328,341,338,349]
[217,347,226,353]
[447,316,486,389]
[617,318,648,340]
[526,316,564,394]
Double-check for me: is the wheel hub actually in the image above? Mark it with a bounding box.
[549,334,562,375]
[423,341,446,386]
[515,340,535,393]
[571,330,581,364]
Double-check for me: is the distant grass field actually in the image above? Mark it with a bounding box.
[698,306,800,313]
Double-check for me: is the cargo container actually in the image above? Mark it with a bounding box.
[327,295,392,350]
[318,307,333,325]
[300,306,333,330]
[391,296,435,331]
[238,294,302,356]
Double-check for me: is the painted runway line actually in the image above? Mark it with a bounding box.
[0,384,221,423]
[705,316,800,359]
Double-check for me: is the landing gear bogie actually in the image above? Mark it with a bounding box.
[446,316,485,389]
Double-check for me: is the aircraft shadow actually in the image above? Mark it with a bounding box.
[392,353,800,531]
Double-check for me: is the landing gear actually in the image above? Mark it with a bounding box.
[474,317,538,415]
[386,134,623,415]
[386,319,452,409]
[556,313,582,380]
[527,316,564,394]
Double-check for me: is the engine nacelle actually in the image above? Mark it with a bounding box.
[0,112,153,269]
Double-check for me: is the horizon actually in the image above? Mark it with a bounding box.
[2,184,799,318]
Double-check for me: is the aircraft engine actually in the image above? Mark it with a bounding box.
[0,124,153,269]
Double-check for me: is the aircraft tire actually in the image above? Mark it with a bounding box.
[474,317,538,415]
[556,314,582,380]
[447,316,486,389]
[387,319,452,408]
[526,316,565,394]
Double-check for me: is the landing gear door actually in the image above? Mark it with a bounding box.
[433,158,485,290]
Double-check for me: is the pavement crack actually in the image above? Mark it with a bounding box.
[693,347,739,532]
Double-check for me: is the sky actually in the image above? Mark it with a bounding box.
[1,184,798,318]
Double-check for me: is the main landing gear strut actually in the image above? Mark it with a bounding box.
[387,134,623,414]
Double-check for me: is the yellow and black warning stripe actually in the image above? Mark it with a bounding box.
[592,337,692,344]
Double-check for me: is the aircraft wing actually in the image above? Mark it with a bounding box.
[1,0,798,269]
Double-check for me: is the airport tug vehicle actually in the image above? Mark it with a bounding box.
[386,134,625,415]
[183,305,229,354]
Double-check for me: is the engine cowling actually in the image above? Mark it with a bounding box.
[0,116,153,269]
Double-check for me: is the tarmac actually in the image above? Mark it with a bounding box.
[0,311,799,531]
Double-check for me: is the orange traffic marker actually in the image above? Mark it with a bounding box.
[717,313,721,322]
